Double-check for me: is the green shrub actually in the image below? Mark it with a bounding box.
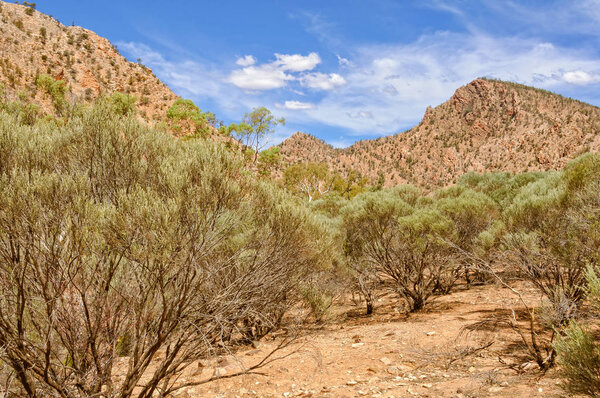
[342,189,459,312]
[108,91,136,115]
[35,73,67,113]
[166,98,217,137]
[0,100,330,396]
[554,266,600,396]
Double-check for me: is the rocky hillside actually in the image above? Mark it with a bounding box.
[279,78,600,189]
[0,1,177,121]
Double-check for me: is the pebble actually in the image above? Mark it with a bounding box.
[380,357,392,366]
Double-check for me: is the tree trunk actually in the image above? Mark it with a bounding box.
[366,301,373,315]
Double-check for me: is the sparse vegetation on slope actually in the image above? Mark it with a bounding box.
[279,78,600,189]
[0,0,177,121]
[0,2,599,396]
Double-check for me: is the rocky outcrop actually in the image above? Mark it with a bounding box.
[0,1,177,121]
[279,78,600,189]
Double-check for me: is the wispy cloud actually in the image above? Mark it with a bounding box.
[119,1,600,145]
[235,55,256,66]
[277,100,316,110]
[300,72,346,90]
[274,52,321,72]
[291,30,600,136]
[118,42,225,98]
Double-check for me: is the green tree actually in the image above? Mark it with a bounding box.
[257,146,281,176]
[108,92,136,115]
[35,74,67,114]
[332,169,368,199]
[228,107,285,163]
[284,162,332,201]
[166,98,219,137]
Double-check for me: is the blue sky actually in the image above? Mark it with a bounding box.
[38,1,600,147]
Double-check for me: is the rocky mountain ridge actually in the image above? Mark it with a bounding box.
[279,78,600,189]
[0,1,177,121]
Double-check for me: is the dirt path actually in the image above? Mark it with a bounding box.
[171,283,563,397]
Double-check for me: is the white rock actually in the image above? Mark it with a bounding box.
[380,357,392,366]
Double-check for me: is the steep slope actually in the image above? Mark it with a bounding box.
[278,132,338,163]
[0,1,177,120]
[279,78,600,189]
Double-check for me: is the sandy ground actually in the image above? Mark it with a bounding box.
[153,282,565,397]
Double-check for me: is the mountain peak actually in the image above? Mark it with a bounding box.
[0,0,177,120]
[279,78,600,189]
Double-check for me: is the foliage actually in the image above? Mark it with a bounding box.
[554,266,600,397]
[434,187,499,284]
[108,91,136,115]
[0,100,329,397]
[284,162,333,201]
[0,100,41,125]
[227,107,285,163]
[258,146,281,176]
[503,156,600,313]
[35,74,67,114]
[309,193,348,218]
[332,169,368,199]
[166,98,218,138]
[342,189,459,312]
[458,171,546,209]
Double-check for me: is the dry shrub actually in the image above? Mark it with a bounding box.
[0,100,330,397]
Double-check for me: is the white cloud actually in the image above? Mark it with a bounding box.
[117,41,225,98]
[228,52,326,91]
[347,110,373,119]
[329,137,354,148]
[288,30,600,136]
[337,55,350,66]
[283,101,315,110]
[236,55,256,66]
[563,70,600,85]
[301,72,346,90]
[228,64,293,91]
[274,52,321,72]
[279,100,316,110]
[117,41,271,121]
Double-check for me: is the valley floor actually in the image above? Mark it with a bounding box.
[156,283,564,398]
